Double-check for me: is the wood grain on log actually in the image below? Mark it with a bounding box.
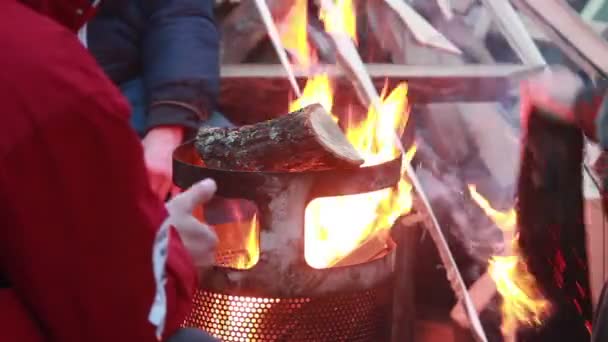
[195,104,363,171]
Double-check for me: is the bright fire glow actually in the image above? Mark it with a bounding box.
[295,76,414,268]
[489,256,552,333]
[319,0,358,43]
[212,203,259,270]
[235,214,259,269]
[468,185,516,232]
[205,294,275,340]
[288,74,334,116]
[469,186,551,334]
[279,0,314,67]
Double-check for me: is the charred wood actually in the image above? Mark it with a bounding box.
[195,104,363,171]
[516,111,593,341]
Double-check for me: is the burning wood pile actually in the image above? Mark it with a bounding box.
[181,0,608,341]
[177,75,414,340]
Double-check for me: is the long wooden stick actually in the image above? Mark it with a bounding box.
[253,0,302,97]
[436,0,454,20]
[581,0,606,21]
[316,3,487,341]
[477,0,546,66]
[451,229,515,327]
[404,167,489,342]
[382,0,461,54]
[513,0,608,78]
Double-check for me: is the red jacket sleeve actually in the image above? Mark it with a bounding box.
[0,2,196,341]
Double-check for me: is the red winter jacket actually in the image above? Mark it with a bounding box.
[0,1,196,341]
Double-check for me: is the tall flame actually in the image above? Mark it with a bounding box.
[233,214,259,269]
[468,185,516,232]
[469,185,551,334]
[211,203,259,270]
[488,256,552,333]
[279,0,314,67]
[288,74,334,115]
[295,75,413,268]
[319,0,358,43]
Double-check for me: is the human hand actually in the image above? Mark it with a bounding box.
[165,179,218,270]
[142,126,184,200]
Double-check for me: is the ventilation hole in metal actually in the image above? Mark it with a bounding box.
[182,281,391,342]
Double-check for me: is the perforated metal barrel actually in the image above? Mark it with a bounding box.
[183,275,393,342]
[174,142,398,341]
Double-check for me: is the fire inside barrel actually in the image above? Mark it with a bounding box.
[195,73,414,271]
[188,73,413,342]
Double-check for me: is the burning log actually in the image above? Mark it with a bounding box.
[450,226,515,329]
[516,110,592,340]
[195,104,363,171]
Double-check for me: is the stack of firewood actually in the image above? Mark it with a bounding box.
[208,0,608,341]
[211,1,526,341]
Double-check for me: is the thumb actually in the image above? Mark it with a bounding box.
[167,179,217,214]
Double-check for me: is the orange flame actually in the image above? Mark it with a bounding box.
[293,76,413,268]
[468,186,551,334]
[234,214,259,269]
[319,0,358,43]
[468,185,516,232]
[279,0,315,67]
[212,203,259,270]
[488,256,552,333]
[288,74,334,116]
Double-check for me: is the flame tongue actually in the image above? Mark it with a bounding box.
[230,0,411,270]
[468,185,516,232]
[489,256,552,333]
[469,186,551,334]
[288,74,334,115]
[319,0,358,43]
[290,74,413,268]
[279,0,315,67]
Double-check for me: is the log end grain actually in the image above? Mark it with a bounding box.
[308,104,364,167]
[195,104,363,171]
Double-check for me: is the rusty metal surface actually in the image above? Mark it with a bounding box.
[173,141,400,297]
[173,141,401,200]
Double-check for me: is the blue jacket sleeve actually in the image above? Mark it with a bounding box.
[142,0,220,134]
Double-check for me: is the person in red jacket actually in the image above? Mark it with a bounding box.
[0,1,217,341]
